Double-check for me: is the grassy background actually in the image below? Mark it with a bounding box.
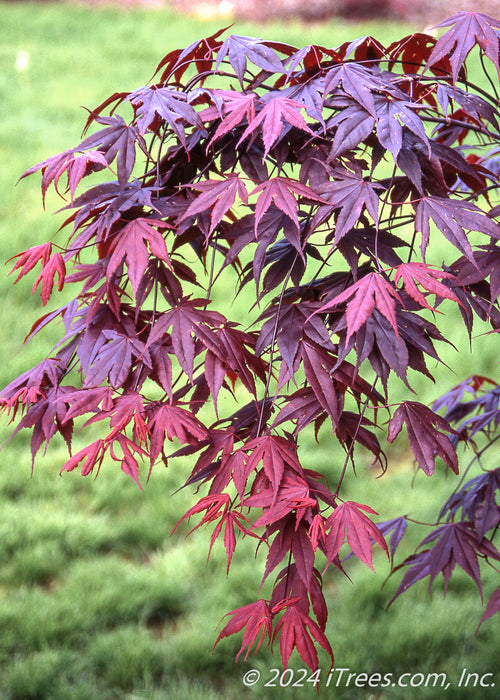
[0,2,499,698]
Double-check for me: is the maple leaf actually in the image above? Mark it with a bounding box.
[251,177,326,239]
[31,253,66,306]
[109,431,148,489]
[389,522,500,605]
[215,34,285,86]
[18,150,73,205]
[476,586,500,633]
[327,101,375,159]
[324,62,385,116]
[377,517,408,565]
[106,218,172,295]
[82,328,146,389]
[209,90,256,144]
[374,93,429,160]
[213,599,273,661]
[324,501,388,571]
[238,96,313,158]
[172,493,230,536]
[148,403,208,465]
[388,32,441,76]
[313,272,401,343]
[77,115,146,185]
[388,402,458,476]
[394,262,461,311]
[315,172,381,244]
[438,468,500,541]
[415,196,500,262]
[248,476,317,531]
[128,85,205,141]
[8,242,52,284]
[342,515,409,567]
[244,433,303,497]
[273,602,333,671]
[55,151,112,203]
[147,298,225,381]
[180,175,249,236]
[60,439,106,477]
[153,26,227,83]
[427,12,500,83]
[208,509,254,574]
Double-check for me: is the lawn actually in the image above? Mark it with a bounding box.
[0,2,499,698]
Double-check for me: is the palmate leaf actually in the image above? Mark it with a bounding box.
[324,501,388,572]
[153,26,227,83]
[388,402,458,476]
[209,90,256,144]
[313,272,401,342]
[238,95,314,158]
[389,522,500,605]
[77,115,146,185]
[106,218,173,295]
[180,174,249,236]
[323,62,383,116]
[476,586,500,632]
[128,86,206,142]
[273,602,333,671]
[315,172,381,244]
[30,253,66,306]
[415,196,500,261]
[374,93,429,160]
[251,177,325,241]
[213,599,273,661]
[215,34,286,86]
[394,262,461,311]
[427,12,500,82]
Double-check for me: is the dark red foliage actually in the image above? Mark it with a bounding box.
[2,12,500,670]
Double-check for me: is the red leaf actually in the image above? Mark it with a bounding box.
[388,401,459,476]
[274,603,333,671]
[213,599,273,661]
[427,12,500,83]
[149,403,208,464]
[154,27,227,83]
[210,509,253,574]
[8,243,52,284]
[77,115,145,185]
[238,97,313,158]
[251,177,325,238]
[245,433,302,496]
[415,196,500,262]
[316,172,381,244]
[476,586,500,633]
[324,501,388,571]
[32,253,66,306]
[210,90,256,144]
[313,272,401,343]
[128,85,205,141]
[107,218,172,295]
[60,439,106,477]
[180,175,248,236]
[172,493,230,536]
[394,262,461,311]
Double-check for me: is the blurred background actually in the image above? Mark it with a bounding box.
[0,1,499,698]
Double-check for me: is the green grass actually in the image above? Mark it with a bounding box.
[0,2,499,698]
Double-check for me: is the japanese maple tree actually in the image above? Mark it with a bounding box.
[2,11,500,671]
